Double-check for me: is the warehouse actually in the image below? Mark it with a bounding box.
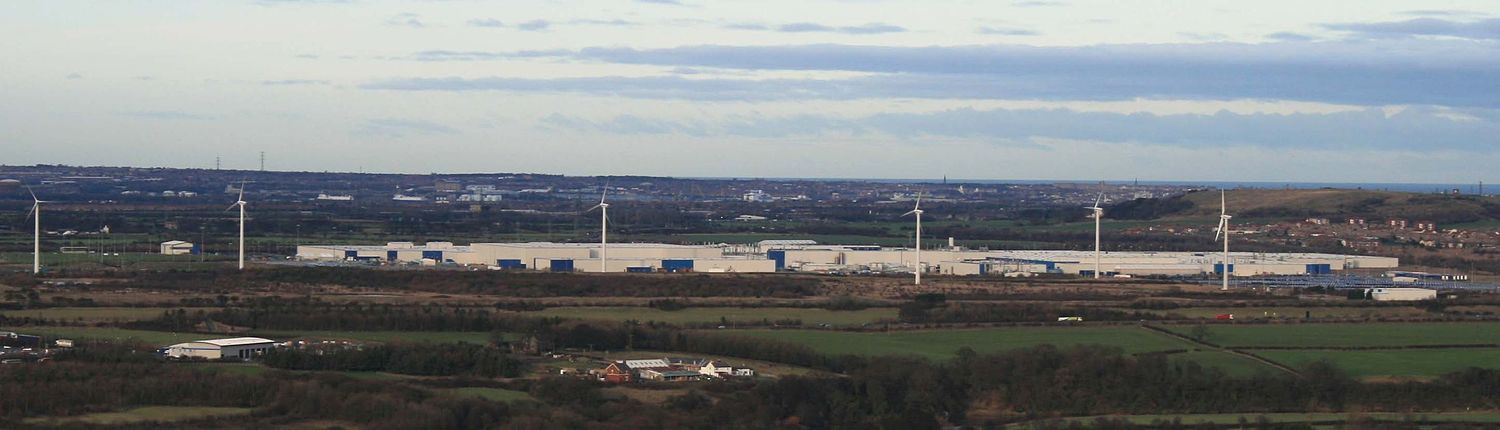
[1370,287,1438,301]
[296,242,474,265]
[163,337,277,360]
[159,240,195,255]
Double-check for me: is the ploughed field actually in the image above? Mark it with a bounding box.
[524,306,896,327]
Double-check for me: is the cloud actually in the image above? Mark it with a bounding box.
[262,79,330,85]
[1264,32,1315,42]
[516,19,550,31]
[253,0,350,5]
[1322,18,1500,40]
[65,73,83,80]
[569,19,637,26]
[1399,10,1486,17]
[385,13,426,28]
[353,118,457,138]
[468,18,504,27]
[1012,1,1066,7]
[637,0,685,5]
[541,106,1500,152]
[977,26,1039,36]
[376,41,1500,107]
[727,22,906,34]
[121,111,214,120]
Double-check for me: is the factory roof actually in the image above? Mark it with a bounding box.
[195,337,276,347]
[475,242,714,249]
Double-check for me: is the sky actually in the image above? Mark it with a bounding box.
[2,0,1498,183]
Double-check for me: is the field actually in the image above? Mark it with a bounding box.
[1255,349,1500,378]
[732,326,1195,360]
[1125,306,1432,320]
[1,307,210,323]
[439,387,533,402]
[22,406,252,426]
[528,306,896,327]
[1007,412,1500,428]
[1161,322,1500,348]
[2,326,494,346]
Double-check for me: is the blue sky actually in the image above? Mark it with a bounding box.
[2,0,1498,182]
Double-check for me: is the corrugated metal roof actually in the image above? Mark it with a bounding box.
[198,337,276,347]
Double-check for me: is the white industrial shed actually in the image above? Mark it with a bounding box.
[160,240,194,255]
[164,337,277,360]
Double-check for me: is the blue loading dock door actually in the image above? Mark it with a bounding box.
[1214,263,1235,274]
[662,259,694,272]
[422,251,443,261]
[387,251,399,261]
[550,259,575,272]
[768,250,786,270]
[496,259,526,269]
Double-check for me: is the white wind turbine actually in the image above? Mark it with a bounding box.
[25,186,49,275]
[1212,190,1232,290]
[586,186,610,273]
[226,182,247,270]
[902,193,924,286]
[1086,191,1105,279]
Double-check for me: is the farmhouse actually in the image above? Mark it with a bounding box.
[163,337,277,360]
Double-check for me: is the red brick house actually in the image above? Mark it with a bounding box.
[603,361,633,383]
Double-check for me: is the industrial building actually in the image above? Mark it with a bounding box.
[297,239,1395,278]
[296,241,775,273]
[159,240,195,255]
[1369,287,1438,301]
[163,337,277,360]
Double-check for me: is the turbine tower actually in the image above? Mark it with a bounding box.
[227,182,247,270]
[587,187,610,273]
[25,186,47,275]
[1086,191,1105,279]
[902,194,924,286]
[1213,190,1232,290]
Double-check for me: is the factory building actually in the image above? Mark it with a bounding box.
[297,241,774,273]
[163,337,277,360]
[159,240,196,255]
[297,239,1396,278]
[1369,287,1438,301]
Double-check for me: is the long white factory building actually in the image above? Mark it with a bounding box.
[296,240,1398,277]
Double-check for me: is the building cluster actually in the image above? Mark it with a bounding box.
[297,240,1397,278]
[597,357,754,383]
[161,337,278,360]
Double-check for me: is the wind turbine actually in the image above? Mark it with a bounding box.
[1213,190,1232,290]
[902,194,924,286]
[1086,191,1105,279]
[25,186,48,275]
[226,182,247,270]
[586,186,610,272]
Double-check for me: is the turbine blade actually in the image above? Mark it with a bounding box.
[26,185,38,202]
[1093,191,1103,208]
[238,180,246,202]
[24,203,36,221]
[902,210,917,217]
[1220,190,1226,215]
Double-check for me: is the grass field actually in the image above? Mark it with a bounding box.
[1162,322,1500,348]
[2,326,495,346]
[1008,412,1500,428]
[1,307,210,323]
[1127,307,1431,320]
[1255,349,1500,378]
[529,306,896,327]
[439,387,533,402]
[1,326,212,345]
[251,330,494,344]
[23,406,253,426]
[732,326,1193,360]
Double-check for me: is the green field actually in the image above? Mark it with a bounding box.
[440,387,533,402]
[23,406,252,426]
[733,326,1192,360]
[1009,412,1500,428]
[251,330,494,344]
[1,307,210,323]
[1255,349,1500,378]
[1162,322,1500,348]
[1129,306,1431,320]
[529,306,896,327]
[1,326,212,345]
[2,326,494,346]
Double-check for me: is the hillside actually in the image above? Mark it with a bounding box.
[1111,189,1500,224]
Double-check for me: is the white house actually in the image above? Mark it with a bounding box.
[699,360,733,377]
